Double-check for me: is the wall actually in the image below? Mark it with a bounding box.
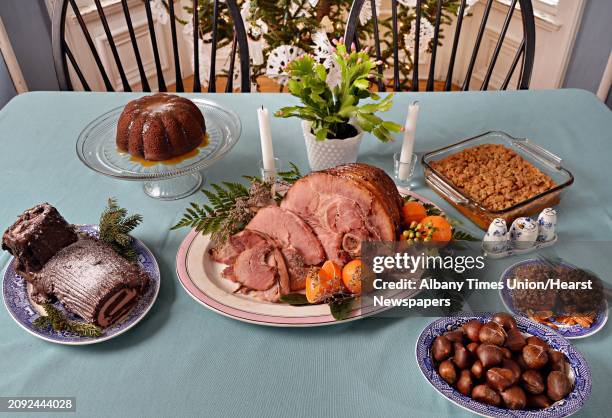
[0,0,58,93]
[563,0,612,107]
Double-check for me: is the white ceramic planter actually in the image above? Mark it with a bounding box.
[302,120,364,171]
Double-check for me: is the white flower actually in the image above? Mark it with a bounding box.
[403,18,435,56]
[326,61,342,89]
[151,0,169,25]
[312,31,333,68]
[359,0,381,26]
[290,0,316,18]
[265,45,306,86]
[319,15,334,33]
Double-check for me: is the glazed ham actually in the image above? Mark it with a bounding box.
[281,163,402,266]
[212,163,402,300]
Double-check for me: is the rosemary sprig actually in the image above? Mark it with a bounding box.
[99,198,143,261]
[33,303,103,338]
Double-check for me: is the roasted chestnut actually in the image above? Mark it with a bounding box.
[471,359,484,380]
[500,386,527,410]
[492,312,517,331]
[527,394,552,409]
[445,329,464,343]
[462,320,483,343]
[514,352,528,370]
[486,367,516,391]
[506,328,527,352]
[522,344,549,369]
[479,321,507,346]
[472,384,501,406]
[521,369,545,395]
[547,371,571,401]
[433,335,453,361]
[476,344,504,369]
[526,336,549,350]
[502,359,521,381]
[501,347,512,359]
[452,342,472,370]
[466,342,479,354]
[457,370,474,396]
[438,360,457,385]
[549,350,569,373]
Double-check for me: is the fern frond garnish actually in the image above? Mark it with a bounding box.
[172,162,304,244]
[99,198,143,261]
[277,162,302,184]
[33,303,103,338]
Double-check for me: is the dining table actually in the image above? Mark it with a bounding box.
[1,89,611,418]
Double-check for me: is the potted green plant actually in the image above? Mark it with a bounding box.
[275,41,402,171]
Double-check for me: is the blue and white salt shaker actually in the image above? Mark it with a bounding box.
[510,217,538,249]
[484,218,508,253]
[537,208,557,242]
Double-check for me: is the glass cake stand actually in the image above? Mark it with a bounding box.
[76,98,241,200]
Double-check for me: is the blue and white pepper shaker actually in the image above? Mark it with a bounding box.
[537,208,557,242]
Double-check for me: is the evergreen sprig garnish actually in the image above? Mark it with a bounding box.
[99,198,143,261]
[171,182,252,244]
[33,303,103,338]
[171,163,304,244]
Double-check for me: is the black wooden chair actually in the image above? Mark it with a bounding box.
[344,0,536,92]
[51,0,250,92]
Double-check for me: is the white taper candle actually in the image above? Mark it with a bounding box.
[398,101,420,180]
[257,106,275,179]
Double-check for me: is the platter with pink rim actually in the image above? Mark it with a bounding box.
[175,188,444,327]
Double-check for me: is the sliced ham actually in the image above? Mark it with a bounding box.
[233,240,277,290]
[281,163,402,266]
[246,206,325,265]
[211,229,290,300]
[210,229,268,264]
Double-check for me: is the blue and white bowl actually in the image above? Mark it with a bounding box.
[416,314,591,417]
[2,225,160,345]
[500,259,608,339]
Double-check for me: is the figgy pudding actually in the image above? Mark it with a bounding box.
[430,313,575,411]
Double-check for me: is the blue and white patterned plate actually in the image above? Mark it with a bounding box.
[416,314,592,418]
[499,259,608,339]
[2,225,160,345]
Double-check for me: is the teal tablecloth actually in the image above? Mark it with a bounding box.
[0,90,611,418]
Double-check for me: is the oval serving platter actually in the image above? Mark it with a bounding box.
[175,189,440,327]
[499,259,608,339]
[416,314,592,418]
[2,225,160,345]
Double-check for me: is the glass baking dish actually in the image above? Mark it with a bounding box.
[421,131,574,230]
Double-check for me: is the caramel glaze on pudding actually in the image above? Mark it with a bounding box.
[116,93,206,161]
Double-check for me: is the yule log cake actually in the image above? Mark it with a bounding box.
[2,203,148,327]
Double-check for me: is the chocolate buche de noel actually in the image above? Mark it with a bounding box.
[2,203,148,327]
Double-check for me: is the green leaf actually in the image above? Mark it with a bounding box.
[279,293,310,306]
[452,230,480,241]
[329,296,356,321]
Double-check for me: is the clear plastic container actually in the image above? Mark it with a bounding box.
[422,131,574,230]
